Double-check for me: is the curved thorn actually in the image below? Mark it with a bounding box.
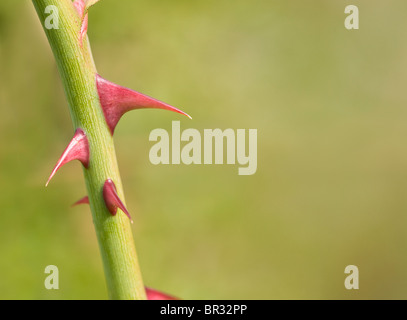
[72,196,89,207]
[103,179,133,223]
[46,129,90,187]
[96,74,192,134]
[145,287,179,300]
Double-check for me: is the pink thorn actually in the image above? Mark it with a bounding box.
[46,129,90,187]
[103,179,133,222]
[73,0,88,46]
[72,196,89,207]
[96,74,192,134]
[145,287,179,300]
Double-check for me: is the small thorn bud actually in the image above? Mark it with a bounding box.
[73,0,88,46]
[73,0,85,15]
[46,128,90,187]
[96,74,192,134]
[103,179,132,222]
[145,287,179,300]
[79,14,89,44]
[72,196,89,207]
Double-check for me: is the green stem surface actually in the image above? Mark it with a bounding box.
[32,0,146,300]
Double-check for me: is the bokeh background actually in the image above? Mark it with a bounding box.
[0,0,407,299]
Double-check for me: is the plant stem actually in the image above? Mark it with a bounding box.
[32,0,146,300]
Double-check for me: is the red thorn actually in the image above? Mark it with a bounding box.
[103,179,133,222]
[72,196,89,207]
[46,129,90,187]
[96,74,192,134]
[73,0,88,45]
[145,287,179,300]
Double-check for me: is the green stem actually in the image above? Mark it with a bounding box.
[32,0,146,300]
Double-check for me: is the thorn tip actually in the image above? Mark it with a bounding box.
[46,128,90,186]
[72,196,89,207]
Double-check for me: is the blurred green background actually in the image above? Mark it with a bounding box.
[0,0,407,299]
